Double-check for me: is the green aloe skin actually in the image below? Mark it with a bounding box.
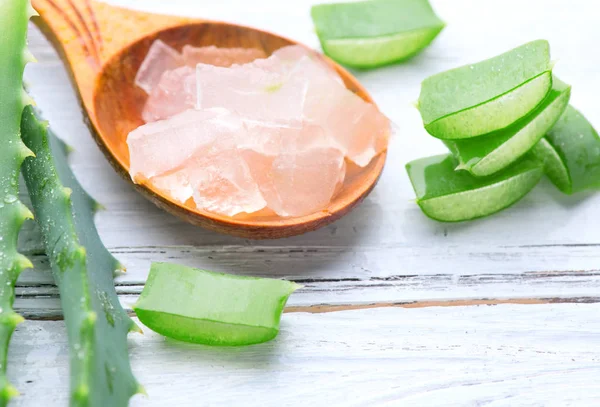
[311,0,444,68]
[405,154,543,222]
[21,106,142,407]
[445,77,571,177]
[0,1,36,404]
[531,105,600,194]
[134,262,301,346]
[418,40,552,139]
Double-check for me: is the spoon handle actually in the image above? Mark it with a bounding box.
[32,0,192,109]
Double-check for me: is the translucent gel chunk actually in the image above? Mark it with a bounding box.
[152,146,267,217]
[272,147,346,217]
[142,66,196,122]
[134,39,183,94]
[239,122,344,217]
[196,62,308,122]
[127,108,240,179]
[296,56,390,166]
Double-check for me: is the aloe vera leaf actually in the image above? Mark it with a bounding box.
[134,262,301,346]
[444,77,571,177]
[531,105,600,194]
[418,40,552,139]
[405,154,543,222]
[20,106,141,407]
[311,0,444,68]
[0,1,36,404]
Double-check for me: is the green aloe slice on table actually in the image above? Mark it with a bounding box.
[405,154,543,222]
[444,77,571,177]
[311,0,444,68]
[531,105,600,194]
[418,40,552,139]
[134,262,301,346]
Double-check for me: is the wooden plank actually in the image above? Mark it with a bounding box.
[12,270,600,318]
[8,304,600,406]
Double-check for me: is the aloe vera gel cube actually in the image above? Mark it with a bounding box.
[134,262,301,346]
[531,105,600,194]
[311,0,444,68]
[405,154,543,222]
[444,77,571,176]
[418,40,552,139]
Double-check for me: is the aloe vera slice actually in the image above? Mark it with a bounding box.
[530,138,571,193]
[311,0,444,68]
[134,262,301,346]
[531,105,600,194]
[444,77,570,177]
[406,154,543,222]
[418,40,552,139]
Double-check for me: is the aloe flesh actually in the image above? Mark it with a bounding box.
[531,105,600,194]
[311,0,444,68]
[21,106,141,407]
[406,154,543,222]
[134,262,300,346]
[418,40,552,139]
[0,1,35,403]
[445,77,571,177]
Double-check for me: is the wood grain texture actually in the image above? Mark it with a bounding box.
[7,304,600,406]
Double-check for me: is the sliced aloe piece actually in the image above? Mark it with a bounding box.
[311,0,444,68]
[444,77,570,177]
[418,40,552,139]
[531,105,600,194]
[133,262,301,346]
[530,138,571,193]
[406,154,543,222]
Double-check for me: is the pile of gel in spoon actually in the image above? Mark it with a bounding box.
[128,41,390,218]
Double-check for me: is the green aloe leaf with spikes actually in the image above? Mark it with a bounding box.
[21,106,143,407]
[0,0,37,404]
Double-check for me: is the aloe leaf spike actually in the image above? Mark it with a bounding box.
[0,1,36,404]
[21,106,141,407]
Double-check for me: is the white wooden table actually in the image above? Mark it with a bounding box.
[13,0,600,405]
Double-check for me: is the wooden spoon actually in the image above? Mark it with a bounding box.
[32,0,387,239]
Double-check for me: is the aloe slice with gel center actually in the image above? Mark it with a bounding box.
[531,105,600,194]
[134,262,301,346]
[418,40,552,139]
[311,0,444,68]
[406,154,543,222]
[444,77,571,177]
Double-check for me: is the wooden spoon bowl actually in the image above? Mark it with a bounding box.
[32,0,387,239]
